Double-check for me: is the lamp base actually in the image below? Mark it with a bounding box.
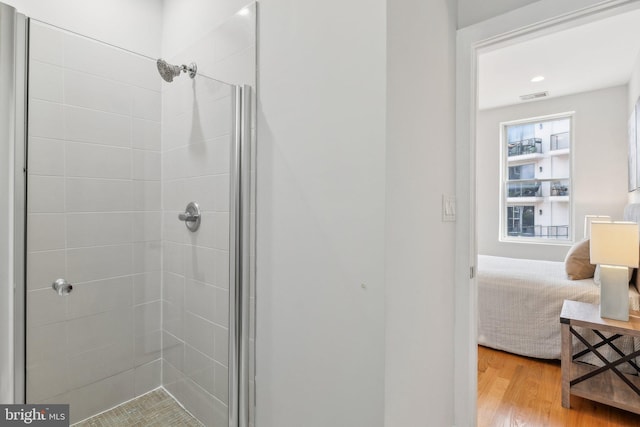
[599,265,629,321]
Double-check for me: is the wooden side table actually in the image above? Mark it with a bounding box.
[560,300,640,414]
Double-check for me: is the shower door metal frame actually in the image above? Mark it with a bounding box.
[13,12,28,405]
[229,85,252,427]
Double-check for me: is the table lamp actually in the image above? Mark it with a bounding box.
[590,221,639,321]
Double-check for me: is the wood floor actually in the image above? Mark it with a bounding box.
[478,345,640,426]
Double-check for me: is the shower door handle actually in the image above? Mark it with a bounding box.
[52,278,72,296]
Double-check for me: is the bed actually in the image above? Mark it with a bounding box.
[478,254,640,359]
[477,204,640,368]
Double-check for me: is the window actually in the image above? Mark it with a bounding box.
[501,115,572,242]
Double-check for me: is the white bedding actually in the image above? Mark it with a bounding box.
[478,254,640,362]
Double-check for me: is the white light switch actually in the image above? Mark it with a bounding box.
[443,194,456,222]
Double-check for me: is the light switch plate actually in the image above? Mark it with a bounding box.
[442,194,456,222]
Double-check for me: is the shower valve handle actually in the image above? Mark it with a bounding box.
[178,212,199,222]
[178,202,201,232]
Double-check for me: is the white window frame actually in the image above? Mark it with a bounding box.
[499,112,574,244]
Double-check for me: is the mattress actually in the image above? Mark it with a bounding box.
[477,254,640,363]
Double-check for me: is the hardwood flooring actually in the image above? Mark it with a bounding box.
[478,345,640,426]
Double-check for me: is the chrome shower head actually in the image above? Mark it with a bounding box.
[156,59,197,82]
[156,59,181,82]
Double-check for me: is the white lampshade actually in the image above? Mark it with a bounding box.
[584,215,611,239]
[590,221,639,267]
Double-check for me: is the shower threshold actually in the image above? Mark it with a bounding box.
[72,388,203,427]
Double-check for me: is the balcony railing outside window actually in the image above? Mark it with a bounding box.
[507,225,569,238]
[540,225,569,238]
[550,132,569,151]
[507,138,542,157]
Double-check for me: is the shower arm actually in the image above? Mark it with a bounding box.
[181,62,197,79]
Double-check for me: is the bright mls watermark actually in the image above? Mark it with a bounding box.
[0,405,69,426]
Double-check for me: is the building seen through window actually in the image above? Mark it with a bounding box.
[502,115,572,241]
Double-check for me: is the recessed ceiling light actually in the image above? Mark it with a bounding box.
[531,75,545,83]
[238,7,250,16]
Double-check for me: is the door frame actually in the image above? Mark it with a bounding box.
[454,0,639,425]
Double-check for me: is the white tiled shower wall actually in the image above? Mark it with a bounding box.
[167,4,256,87]
[26,22,162,423]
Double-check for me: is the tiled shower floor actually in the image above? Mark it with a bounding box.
[72,388,203,427]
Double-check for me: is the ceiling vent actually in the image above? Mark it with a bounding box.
[519,91,549,101]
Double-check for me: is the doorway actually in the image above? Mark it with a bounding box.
[455,0,640,425]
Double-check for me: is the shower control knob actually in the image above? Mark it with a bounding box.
[178,202,201,232]
[52,278,72,296]
[178,212,198,222]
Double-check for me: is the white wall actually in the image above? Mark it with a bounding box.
[1,0,162,57]
[477,86,629,261]
[256,0,386,426]
[457,0,540,28]
[386,0,457,426]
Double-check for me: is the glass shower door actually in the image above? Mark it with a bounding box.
[24,20,246,426]
[160,65,240,427]
[26,20,166,423]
